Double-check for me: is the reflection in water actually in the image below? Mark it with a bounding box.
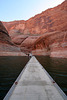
[0,56,29,100]
[36,56,67,95]
[0,56,67,100]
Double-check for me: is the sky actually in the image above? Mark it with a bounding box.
[0,0,65,22]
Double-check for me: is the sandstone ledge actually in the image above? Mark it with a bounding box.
[50,50,67,58]
[0,52,27,56]
[32,49,67,58]
[0,51,67,58]
[32,49,50,56]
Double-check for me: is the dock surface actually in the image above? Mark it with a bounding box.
[4,56,67,100]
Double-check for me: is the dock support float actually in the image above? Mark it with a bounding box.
[4,56,67,100]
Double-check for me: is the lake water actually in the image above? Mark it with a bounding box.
[0,56,67,100]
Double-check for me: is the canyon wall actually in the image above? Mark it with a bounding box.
[3,1,67,35]
[32,31,67,58]
[1,1,67,57]
[0,21,27,56]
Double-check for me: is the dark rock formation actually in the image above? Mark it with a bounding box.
[0,21,20,53]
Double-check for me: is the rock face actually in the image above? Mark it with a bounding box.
[0,21,20,53]
[12,35,28,45]
[20,35,40,53]
[32,31,67,58]
[2,1,67,58]
[3,1,67,35]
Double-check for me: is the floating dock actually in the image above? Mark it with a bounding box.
[4,56,67,100]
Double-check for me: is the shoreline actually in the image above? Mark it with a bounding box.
[0,52,27,56]
[0,51,67,58]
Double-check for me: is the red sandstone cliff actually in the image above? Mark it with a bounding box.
[2,1,67,57]
[3,1,67,35]
[0,21,20,53]
[31,31,67,58]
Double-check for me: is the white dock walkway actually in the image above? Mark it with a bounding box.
[4,56,67,100]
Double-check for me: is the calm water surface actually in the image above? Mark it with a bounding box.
[0,56,29,100]
[36,56,67,95]
[0,56,67,100]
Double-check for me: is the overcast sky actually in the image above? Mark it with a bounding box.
[0,0,65,22]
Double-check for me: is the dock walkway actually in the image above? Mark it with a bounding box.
[4,56,67,100]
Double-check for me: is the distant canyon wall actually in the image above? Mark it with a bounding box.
[3,1,67,36]
[1,1,67,58]
[32,31,67,58]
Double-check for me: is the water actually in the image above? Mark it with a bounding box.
[0,56,29,100]
[0,56,67,100]
[36,56,67,95]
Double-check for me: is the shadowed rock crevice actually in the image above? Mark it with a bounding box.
[0,21,21,53]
